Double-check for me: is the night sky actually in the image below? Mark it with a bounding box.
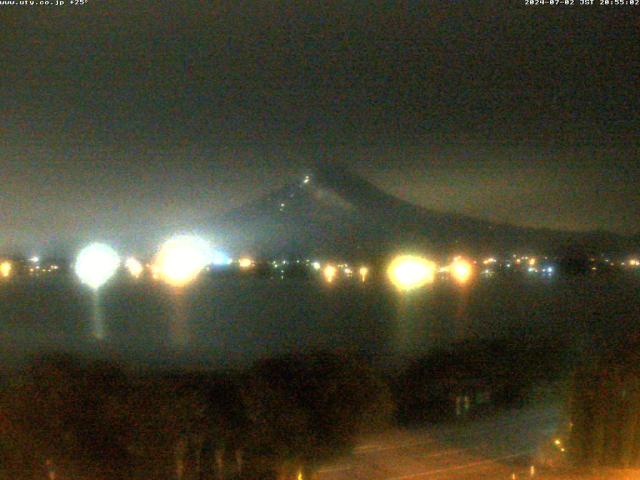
[1,1,638,254]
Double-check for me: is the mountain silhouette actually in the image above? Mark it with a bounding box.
[209,162,636,259]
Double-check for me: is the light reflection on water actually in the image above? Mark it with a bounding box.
[0,273,639,369]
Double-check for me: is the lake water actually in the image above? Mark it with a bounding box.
[1,272,639,370]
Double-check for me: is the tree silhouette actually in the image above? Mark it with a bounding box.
[568,344,640,468]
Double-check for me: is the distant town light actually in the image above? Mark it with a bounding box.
[150,263,160,280]
[29,256,39,263]
[238,257,254,269]
[312,261,321,271]
[125,257,144,279]
[323,264,337,283]
[482,257,497,265]
[359,266,369,282]
[387,255,436,291]
[75,243,121,290]
[450,257,473,285]
[0,260,12,278]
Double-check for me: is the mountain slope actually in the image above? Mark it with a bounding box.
[208,163,633,258]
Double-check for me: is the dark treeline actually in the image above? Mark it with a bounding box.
[395,336,568,425]
[0,338,564,480]
[0,351,394,480]
[568,339,640,468]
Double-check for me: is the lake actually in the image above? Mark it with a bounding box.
[1,271,639,370]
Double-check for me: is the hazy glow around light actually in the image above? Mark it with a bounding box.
[0,261,12,278]
[75,243,121,290]
[450,257,473,285]
[125,257,144,278]
[387,255,436,291]
[155,235,212,287]
[211,250,232,266]
[312,261,321,271]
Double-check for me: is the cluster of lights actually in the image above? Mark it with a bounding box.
[0,256,62,278]
[313,255,476,290]
[73,235,217,290]
[478,254,559,278]
[29,264,60,274]
[8,239,637,293]
[308,261,370,284]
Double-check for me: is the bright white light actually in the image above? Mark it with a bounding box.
[155,235,212,287]
[312,261,321,271]
[125,257,144,279]
[387,255,436,292]
[75,243,121,290]
[30,256,40,263]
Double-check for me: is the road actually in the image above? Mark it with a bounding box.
[316,404,562,480]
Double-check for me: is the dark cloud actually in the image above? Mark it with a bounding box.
[0,1,638,252]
